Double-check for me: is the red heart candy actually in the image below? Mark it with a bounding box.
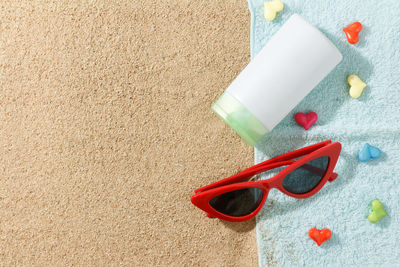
[343,22,362,44]
[294,112,318,130]
[308,228,332,246]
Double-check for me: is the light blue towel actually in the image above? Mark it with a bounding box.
[247,0,400,266]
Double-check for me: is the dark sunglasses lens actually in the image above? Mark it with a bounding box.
[209,188,264,217]
[282,156,329,195]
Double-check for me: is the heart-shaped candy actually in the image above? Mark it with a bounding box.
[358,143,382,162]
[308,228,332,246]
[368,200,387,223]
[348,75,367,98]
[294,112,318,130]
[343,22,362,44]
[264,0,284,21]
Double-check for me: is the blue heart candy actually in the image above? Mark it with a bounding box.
[358,143,382,162]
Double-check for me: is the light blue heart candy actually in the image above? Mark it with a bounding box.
[368,145,382,159]
[358,143,382,162]
[359,144,371,162]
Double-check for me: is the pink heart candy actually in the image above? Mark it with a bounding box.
[294,112,318,130]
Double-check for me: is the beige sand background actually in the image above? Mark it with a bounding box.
[0,1,259,266]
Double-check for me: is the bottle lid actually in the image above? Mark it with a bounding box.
[212,91,269,146]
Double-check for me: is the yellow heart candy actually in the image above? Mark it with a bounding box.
[348,74,367,98]
[264,0,284,21]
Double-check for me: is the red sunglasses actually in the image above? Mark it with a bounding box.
[191,140,342,222]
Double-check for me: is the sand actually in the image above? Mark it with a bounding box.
[0,1,257,266]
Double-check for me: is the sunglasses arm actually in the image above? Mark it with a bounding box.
[264,140,332,165]
[195,160,337,194]
[194,161,294,193]
[195,140,337,193]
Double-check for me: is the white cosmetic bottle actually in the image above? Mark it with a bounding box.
[212,14,342,146]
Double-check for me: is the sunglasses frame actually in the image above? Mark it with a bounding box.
[191,140,342,222]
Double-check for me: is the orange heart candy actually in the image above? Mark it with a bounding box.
[308,228,332,246]
[343,22,362,44]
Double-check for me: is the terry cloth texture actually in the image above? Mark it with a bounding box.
[0,1,258,266]
[248,0,400,266]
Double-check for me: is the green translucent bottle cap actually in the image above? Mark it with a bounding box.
[212,92,269,146]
